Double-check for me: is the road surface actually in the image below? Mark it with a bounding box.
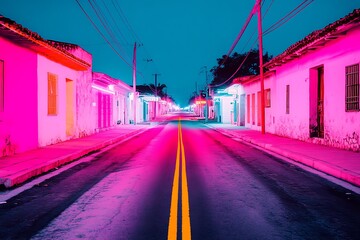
[0,118,359,239]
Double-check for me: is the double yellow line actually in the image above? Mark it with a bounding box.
[167,119,191,240]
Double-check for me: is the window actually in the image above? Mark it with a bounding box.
[48,73,58,115]
[345,64,359,111]
[247,94,250,123]
[286,85,290,114]
[257,91,261,126]
[0,60,4,112]
[265,88,271,108]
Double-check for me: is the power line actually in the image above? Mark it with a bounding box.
[212,41,258,88]
[87,0,130,61]
[212,0,314,88]
[111,0,142,43]
[219,3,258,68]
[264,0,314,36]
[99,0,130,46]
[212,0,271,88]
[75,0,133,69]
[109,0,160,81]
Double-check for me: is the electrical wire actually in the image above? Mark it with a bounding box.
[87,0,131,61]
[211,40,258,88]
[110,0,161,83]
[75,0,133,69]
[212,0,314,88]
[111,0,142,44]
[100,0,130,46]
[212,0,272,88]
[263,0,314,36]
[219,3,257,68]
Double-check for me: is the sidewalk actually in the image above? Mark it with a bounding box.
[0,124,155,188]
[206,123,360,188]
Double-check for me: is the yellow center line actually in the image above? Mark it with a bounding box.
[167,121,181,240]
[167,119,192,240]
[180,120,192,240]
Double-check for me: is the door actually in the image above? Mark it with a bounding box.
[66,79,74,136]
[317,67,324,138]
[240,94,245,126]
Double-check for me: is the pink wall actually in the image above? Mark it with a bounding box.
[0,37,38,154]
[269,27,360,151]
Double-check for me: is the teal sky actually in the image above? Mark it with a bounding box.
[1,0,359,106]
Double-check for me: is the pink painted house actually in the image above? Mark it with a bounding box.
[92,72,132,130]
[242,9,360,151]
[0,15,94,155]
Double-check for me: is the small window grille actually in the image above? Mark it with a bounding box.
[345,64,359,111]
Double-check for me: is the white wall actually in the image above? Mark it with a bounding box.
[243,75,275,132]
[220,96,234,124]
[37,54,94,146]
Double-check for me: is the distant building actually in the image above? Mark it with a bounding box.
[213,89,238,124]
[0,15,94,155]
[241,9,360,151]
[136,84,173,121]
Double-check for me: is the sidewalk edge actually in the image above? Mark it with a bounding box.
[205,124,360,188]
[1,127,149,188]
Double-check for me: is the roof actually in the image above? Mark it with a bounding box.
[0,15,91,71]
[232,71,275,84]
[92,72,132,91]
[264,8,360,69]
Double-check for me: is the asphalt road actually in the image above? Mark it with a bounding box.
[0,119,359,240]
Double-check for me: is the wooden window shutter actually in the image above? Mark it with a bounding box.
[48,73,58,115]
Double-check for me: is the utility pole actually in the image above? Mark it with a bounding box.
[153,73,160,119]
[257,0,265,134]
[132,42,137,125]
[204,66,209,123]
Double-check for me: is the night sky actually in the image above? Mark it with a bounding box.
[1,0,359,106]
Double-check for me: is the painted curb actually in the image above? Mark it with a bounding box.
[205,124,360,188]
[1,128,149,188]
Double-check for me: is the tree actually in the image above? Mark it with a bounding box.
[136,83,171,100]
[210,49,272,88]
[149,83,167,98]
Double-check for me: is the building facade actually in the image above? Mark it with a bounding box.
[92,72,132,130]
[0,15,94,154]
[242,9,360,151]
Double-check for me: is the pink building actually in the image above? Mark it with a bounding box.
[242,9,360,151]
[0,15,94,155]
[92,72,132,130]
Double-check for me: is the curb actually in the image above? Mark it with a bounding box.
[1,127,149,188]
[205,124,360,188]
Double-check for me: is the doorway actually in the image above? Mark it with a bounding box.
[309,66,324,138]
[66,79,74,136]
